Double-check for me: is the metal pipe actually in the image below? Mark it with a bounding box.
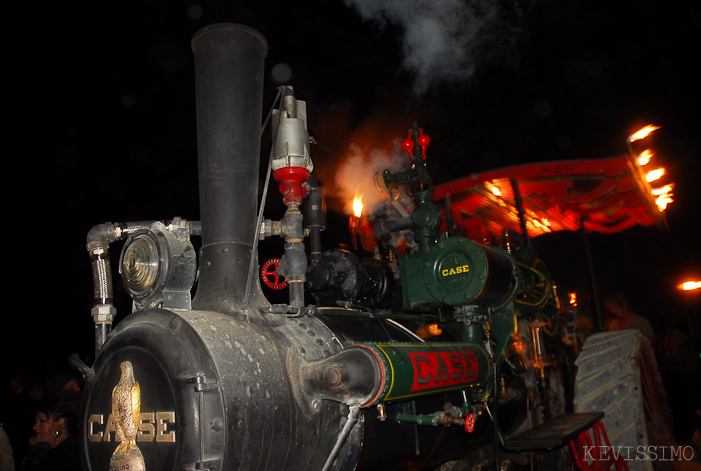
[580,216,603,329]
[321,405,360,471]
[246,87,284,308]
[372,216,412,242]
[509,178,532,251]
[281,206,307,308]
[86,221,141,355]
[88,247,115,356]
[86,219,200,354]
[303,173,326,259]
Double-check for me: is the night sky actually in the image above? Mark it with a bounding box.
[4,0,700,381]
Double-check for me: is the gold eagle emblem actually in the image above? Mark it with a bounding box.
[109,361,145,471]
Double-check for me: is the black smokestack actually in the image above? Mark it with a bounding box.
[190,24,270,318]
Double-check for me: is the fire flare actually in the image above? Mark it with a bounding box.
[645,167,665,182]
[651,184,674,195]
[651,183,674,211]
[678,281,701,291]
[353,195,364,218]
[655,194,673,211]
[629,124,661,142]
[637,149,654,166]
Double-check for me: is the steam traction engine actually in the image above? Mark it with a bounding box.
[78,24,575,471]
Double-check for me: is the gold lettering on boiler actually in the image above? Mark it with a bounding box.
[88,412,176,443]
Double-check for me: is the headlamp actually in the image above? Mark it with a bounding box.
[119,223,196,310]
[121,232,160,296]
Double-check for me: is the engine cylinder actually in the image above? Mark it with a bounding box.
[400,236,519,311]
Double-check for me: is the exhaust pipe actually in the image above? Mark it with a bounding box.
[190,24,271,320]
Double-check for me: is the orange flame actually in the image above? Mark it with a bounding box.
[629,125,661,142]
[655,194,673,211]
[652,183,674,211]
[568,292,578,307]
[428,324,443,336]
[651,183,675,195]
[678,281,701,291]
[637,149,654,166]
[353,194,364,218]
[511,336,527,355]
[645,167,665,182]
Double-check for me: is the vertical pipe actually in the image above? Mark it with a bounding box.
[190,24,270,316]
[87,227,116,355]
[580,217,603,329]
[510,179,533,251]
[303,174,326,259]
[442,195,456,236]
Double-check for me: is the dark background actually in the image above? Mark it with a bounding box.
[4,0,700,400]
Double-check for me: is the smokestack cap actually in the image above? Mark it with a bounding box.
[191,23,268,57]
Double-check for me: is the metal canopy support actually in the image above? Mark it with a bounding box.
[510,178,533,252]
[580,216,603,330]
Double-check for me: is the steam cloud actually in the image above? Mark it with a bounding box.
[334,0,531,217]
[334,139,408,215]
[344,0,531,94]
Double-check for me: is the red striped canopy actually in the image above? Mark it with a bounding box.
[434,154,667,240]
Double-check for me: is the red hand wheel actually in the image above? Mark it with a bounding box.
[464,413,476,433]
[261,258,288,290]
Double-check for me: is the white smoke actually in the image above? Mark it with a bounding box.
[334,139,409,215]
[344,0,531,94]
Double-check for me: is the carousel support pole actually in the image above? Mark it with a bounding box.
[510,179,533,252]
[580,216,603,330]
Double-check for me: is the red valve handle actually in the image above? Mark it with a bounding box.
[403,129,431,160]
[417,133,431,149]
[464,413,476,433]
[261,258,288,290]
[401,136,414,156]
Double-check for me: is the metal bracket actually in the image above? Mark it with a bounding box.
[190,374,218,392]
[194,459,221,471]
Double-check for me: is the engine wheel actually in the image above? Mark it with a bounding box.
[573,330,674,471]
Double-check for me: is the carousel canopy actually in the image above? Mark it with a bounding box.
[434,154,670,240]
